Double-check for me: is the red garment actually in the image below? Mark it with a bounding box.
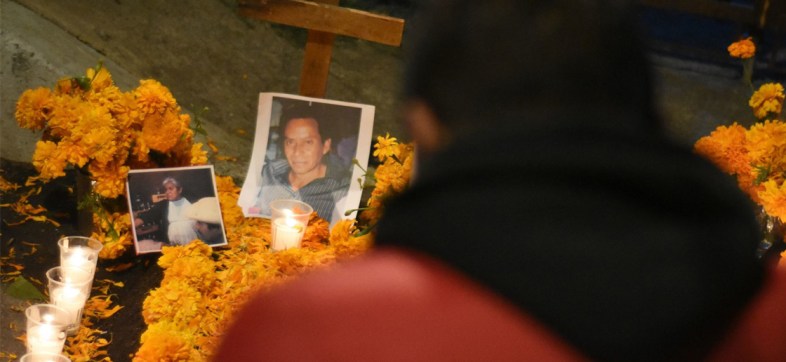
[213,249,586,361]
[213,249,786,361]
[708,264,786,362]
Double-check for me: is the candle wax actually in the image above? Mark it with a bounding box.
[26,325,64,354]
[61,247,95,276]
[271,217,305,251]
[50,286,87,327]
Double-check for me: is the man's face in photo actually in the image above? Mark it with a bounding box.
[283,118,331,176]
[164,182,182,201]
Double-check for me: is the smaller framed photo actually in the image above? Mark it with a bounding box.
[126,165,227,254]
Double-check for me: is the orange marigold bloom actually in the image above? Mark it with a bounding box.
[190,143,209,165]
[140,110,187,153]
[694,123,750,175]
[745,120,786,168]
[758,180,786,223]
[88,161,129,199]
[32,140,68,180]
[728,37,756,59]
[134,321,200,362]
[749,83,785,120]
[46,95,86,139]
[86,65,113,92]
[15,87,53,130]
[301,212,330,247]
[134,79,178,115]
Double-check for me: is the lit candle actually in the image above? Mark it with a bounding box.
[25,308,67,355]
[61,247,94,276]
[271,215,305,251]
[49,285,87,330]
[57,237,101,279]
[19,352,71,362]
[269,200,312,251]
[26,323,64,354]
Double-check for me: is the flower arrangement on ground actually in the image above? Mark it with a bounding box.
[14,64,208,258]
[694,38,786,263]
[133,136,413,360]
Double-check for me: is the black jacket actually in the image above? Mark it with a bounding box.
[376,115,764,361]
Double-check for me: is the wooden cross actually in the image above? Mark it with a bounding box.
[239,0,405,98]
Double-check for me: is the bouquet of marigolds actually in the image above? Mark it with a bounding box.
[695,38,786,262]
[14,64,208,258]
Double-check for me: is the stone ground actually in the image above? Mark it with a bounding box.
[1,0,785,360]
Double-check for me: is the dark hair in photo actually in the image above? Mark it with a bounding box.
[276,97,363,146]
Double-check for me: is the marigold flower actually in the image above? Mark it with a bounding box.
[749,83,785,119]
[31,141,68,180]
[143,279,205,327]
[46,95,86,139]
[134,79,178,115]
[746,120,786,169]
[135,321,200,362]
[140,110,187,153]
[86,65,113,92]
[190,143,209,165]
[88,161,129,199]
[758,180,786,223]
[15,87,53,130]
[728,37,756,59]
[373,133,400,162]
[694,123,750,176]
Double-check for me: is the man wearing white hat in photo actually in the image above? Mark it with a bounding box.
[186,197,226,246]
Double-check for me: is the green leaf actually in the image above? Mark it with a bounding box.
[754,165,770,185]
[75,76,92,91]
[5,276,46,301]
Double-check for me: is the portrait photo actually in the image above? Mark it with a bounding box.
[126,165,228,254]
[238,93,375,226]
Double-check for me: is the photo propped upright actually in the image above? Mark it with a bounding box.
[238,93,375,226]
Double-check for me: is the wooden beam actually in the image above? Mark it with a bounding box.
[239,0,404,46]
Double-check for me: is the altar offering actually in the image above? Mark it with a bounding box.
[46,267,92,334]
[269,199,312,251]
[25,304,70,354]
[19,352,71,362]
[58,236,103,279]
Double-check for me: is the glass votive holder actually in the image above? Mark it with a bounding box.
[46,266,92,335]
[269,199,312,251]
[25,304,70,354]
[19,352,71,362]
[58,236,103,278]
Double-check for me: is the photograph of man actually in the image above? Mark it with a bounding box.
[186,197,227,245]
[134,176,198,246]
[247,100,358,223]
[127,165,226,254]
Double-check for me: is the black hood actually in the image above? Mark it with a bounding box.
[376,114,764,361]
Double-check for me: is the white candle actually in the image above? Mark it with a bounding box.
[50,286,87,328]
[271,217,305,251]
[60,247,95,277]
[26,324,64,354]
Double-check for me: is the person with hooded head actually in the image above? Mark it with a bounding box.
[214,1,781,361]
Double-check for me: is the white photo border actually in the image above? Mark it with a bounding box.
[126,164,228,254]
[237,92,375,226]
